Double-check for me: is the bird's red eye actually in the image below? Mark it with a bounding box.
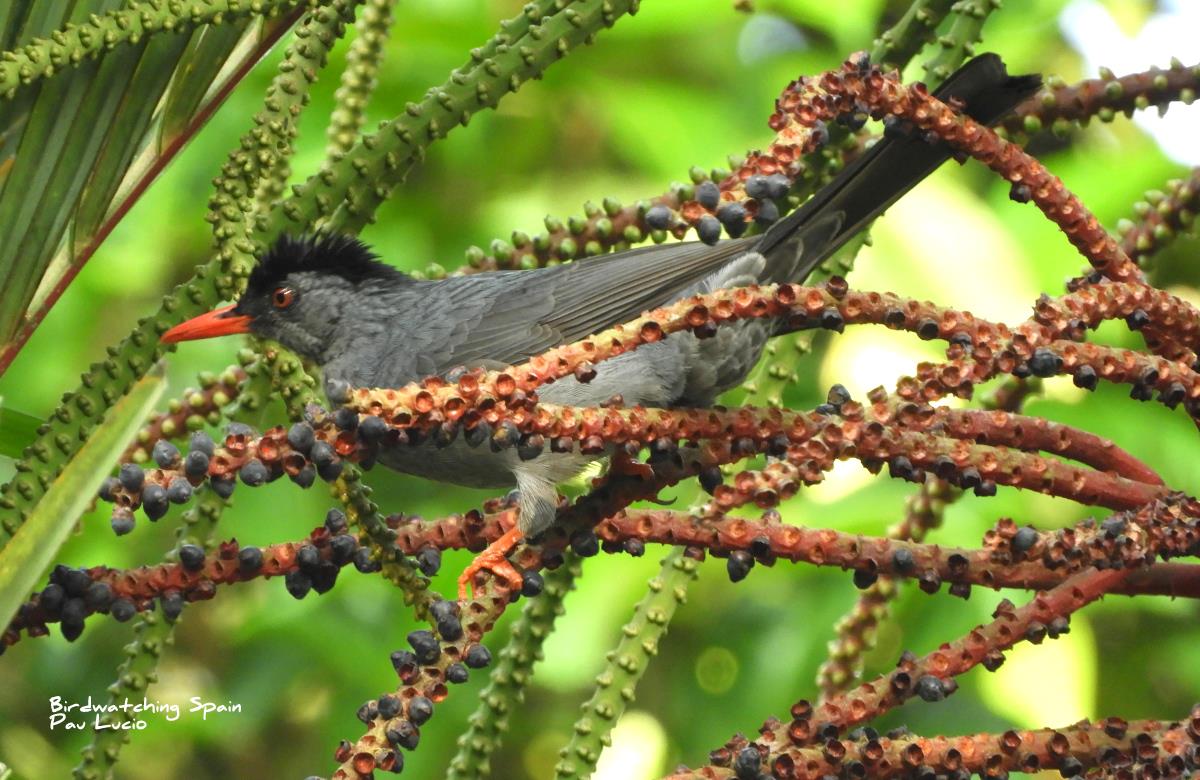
[272,286,297,309]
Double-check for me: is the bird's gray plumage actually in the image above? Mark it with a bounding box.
[224,54,1040,537]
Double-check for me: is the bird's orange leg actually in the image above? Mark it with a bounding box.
[458,526,525,601]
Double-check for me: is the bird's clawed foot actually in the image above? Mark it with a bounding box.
[608,447,655,482]
[457,526,525,602]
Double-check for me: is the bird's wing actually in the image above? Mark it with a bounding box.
[391,236,760,381]
[384,54,1040,386]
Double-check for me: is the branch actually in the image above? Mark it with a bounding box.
[1005,60,1200,139]
[693,566,1135,776]
[677,709,1200,779]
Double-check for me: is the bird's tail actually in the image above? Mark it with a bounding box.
[755,53,1042,284]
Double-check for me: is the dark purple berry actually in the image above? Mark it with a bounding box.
[727,550,754,582]
[914,675,946,702]
[98,476,120,502]
[210,476,235,498]
[287,422,315,453]
[296,545,320,572]
[570,530,599,557]
[377,695,401,720]
[310,440,335,467]
[142,483,168,520]
[353,547,379,573]
[239,458,268,486]
[1011,526,1038,556]
[62,568,91,597]
[416,547,441,576]
[284,570,312,600]
[699,466,723,494]
[733,745,761,779]
[329,534,357,566]
[189,430,214,457]
[645,204,673,230]
[386,720,419,751]
[60,599,86,642]
[744,175,770,200]
[358,415,388,442]
[754,198,780,225]
[309,562,339,593]
[717,202,747,237]
[238,546,263,574]
[184,450,209,479]
[407,630,441,664]
[334,407,358,431]
[290,465,316,488]
[853,568,878,589]
[118,463,144,492]
[696,180,720,209]
[110,598,136,622]
[521,569,544,597]
[464,644,491,669]
[39,584,65,616]
[697,215,721,245]
[167,477,193,504]
[161,591,184,622]
[407,696,434,725]
[84,582,112,612]
[152,440,180,468]
[430,601,463,642]
[1028,348,1062,378]
[110,508,135,536]
[179,544,206,571]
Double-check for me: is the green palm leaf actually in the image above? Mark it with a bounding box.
[0,1,305,376]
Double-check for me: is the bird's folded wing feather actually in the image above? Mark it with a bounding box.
[388,236,760,383]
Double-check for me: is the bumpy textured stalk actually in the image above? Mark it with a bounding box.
[74,488,228,780]
[676,711,1200,779]
[815,379,1034,697]
[739,233,869,407]
[76,359,275,775]
[260,0,642,238]
[212,0,357,287]
[922,0,1000,81]
[1118,168,1200,266]
[325,0,398,157]
[0,0,319,98]
[447,556,582,780]
[816,478,952,698]
[1006,61,1200,140]
[463,0,955,276]
[870,0,957,69]
[252,1,361,212]
[257,342,434,610]
[333,467,434,612]
[554,550,698,779]
[122,365,246,463]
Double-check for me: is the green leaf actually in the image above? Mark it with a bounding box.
[0,366,164,629]
[0,3,305,376]
[0,399,41,459]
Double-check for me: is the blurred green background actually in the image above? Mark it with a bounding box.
[1,0,1199,777]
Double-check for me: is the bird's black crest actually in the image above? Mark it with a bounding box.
[246,233,404,293]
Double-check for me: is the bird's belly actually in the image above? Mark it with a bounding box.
[375,438,598,490]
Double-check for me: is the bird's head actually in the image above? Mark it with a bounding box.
[161,234,405,363]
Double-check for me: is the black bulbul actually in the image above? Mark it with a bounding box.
[162,54,1039,598]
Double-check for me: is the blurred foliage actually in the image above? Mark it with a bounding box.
[0,0,1198,778]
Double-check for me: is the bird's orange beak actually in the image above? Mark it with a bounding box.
[160,304,252,344]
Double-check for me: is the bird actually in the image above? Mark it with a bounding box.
[161,54,1039,600]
